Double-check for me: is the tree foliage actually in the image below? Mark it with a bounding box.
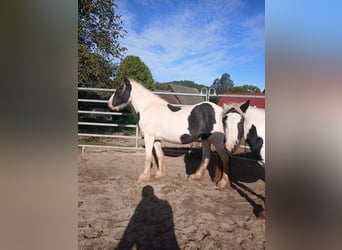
[211,73,234,94]
[229,84,261,93]
[78,0,127,87]
[209,73,261,103]
[114,55,154,90]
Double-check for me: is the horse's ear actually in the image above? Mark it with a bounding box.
[222,103,235,115]
[123,75,130,85]
[240,100,250,113]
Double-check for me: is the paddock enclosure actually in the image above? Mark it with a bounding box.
[78,87,265,249]
[78,147,265,249]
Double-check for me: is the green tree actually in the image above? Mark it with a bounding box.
[78,0,127,88]
[114,55,154,90]
[211,73,234,94]
[229,84,261,93]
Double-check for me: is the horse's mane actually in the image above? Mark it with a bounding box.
[222,102,247,118]
[129,78,167,104]
[222,101,265,129]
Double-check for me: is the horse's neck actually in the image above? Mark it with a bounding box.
[130,81,166,112]
[244,107,264,137]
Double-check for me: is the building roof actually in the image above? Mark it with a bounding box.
[167,84,205,105]
[217,92,265,108]
[156,91,180,104]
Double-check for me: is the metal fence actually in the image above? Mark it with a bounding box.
[78,87,264,152]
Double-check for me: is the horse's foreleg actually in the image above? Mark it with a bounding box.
[188,140,211,180]
[216,144,231,189]
[154,140,166,178]
[137,135,154,183]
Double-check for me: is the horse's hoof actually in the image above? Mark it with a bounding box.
[154,170,166,178]
[188,173,202,180]
[187,174,195,180]
[217,173,231,189]
[217,178,227,189]
[137,173,150,183]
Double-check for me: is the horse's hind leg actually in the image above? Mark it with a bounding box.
[188,140,211,180]
[154,140,166,178]
[137,135,154,183]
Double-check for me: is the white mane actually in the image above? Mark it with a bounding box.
[128,78,167,113]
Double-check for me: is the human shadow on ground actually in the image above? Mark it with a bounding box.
[115,185,180,250]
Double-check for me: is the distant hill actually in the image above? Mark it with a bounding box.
[154,80,207,91]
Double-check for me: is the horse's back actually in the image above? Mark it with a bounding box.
[139,101,224,143]
[247,107,265,133]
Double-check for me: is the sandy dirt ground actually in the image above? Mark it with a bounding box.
[78,144,265,249]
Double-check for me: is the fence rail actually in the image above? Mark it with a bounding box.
[78,86,264,152]
[78,110,129,116]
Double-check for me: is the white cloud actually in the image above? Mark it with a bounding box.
[117,0,264,87]
[239,14,265,48]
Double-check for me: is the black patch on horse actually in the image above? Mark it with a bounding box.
[167,104,181,112]
[240,100,250,113]
[180,103,216,144]
[246,124,263,160]
[237,117,244,141]
[112,77,132,107]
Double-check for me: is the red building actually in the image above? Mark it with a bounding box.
[217,92,265,108]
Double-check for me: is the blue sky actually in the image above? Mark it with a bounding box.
[116,0,265,90]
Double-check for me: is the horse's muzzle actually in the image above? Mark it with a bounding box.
[108,95,117,110]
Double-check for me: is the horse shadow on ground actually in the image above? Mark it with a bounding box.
[229,152,266,218]
[160,147,264,183]
[115,185,180,250]
[229,152,265,183]
[159,147,218,181]
[161,147,266,218]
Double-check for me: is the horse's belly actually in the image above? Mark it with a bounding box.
[155,128,187,144]
[140,121,188,144]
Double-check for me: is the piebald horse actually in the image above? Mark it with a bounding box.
[108,77,230,188]
[222,100,266,218]
[222,100,265,165]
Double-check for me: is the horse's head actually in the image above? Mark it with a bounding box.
[108,76,132,111]
[222,100,250,153]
